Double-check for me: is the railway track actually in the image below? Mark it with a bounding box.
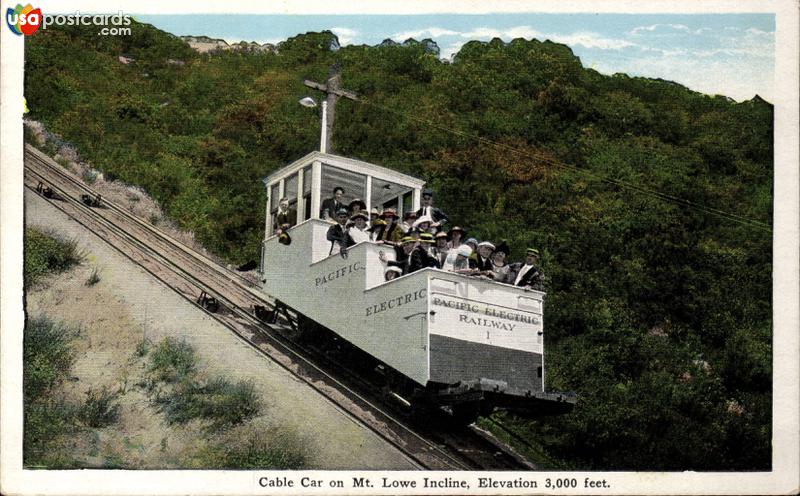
[24,144,535,471]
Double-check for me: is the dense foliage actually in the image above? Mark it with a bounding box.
[25,22,772,470]
[24,227,83,288]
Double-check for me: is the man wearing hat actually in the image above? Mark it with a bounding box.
[433,231,450,268]
[475,241,495,272]
[273,197,297,233]
[379,236,437,275]
[415,188,448,233]
[320,186,345,220]
[326,207,355,256]
[512,248,545,291]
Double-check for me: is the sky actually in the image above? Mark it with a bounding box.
[135,13,775,102]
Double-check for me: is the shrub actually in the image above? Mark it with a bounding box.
[79,387,120,427]
[221,430,308,469]
[85,267,101,286]
[156,377,260,429]
[24,228,83,288]
[24,316,77,399]
[82,169,97,184]
[148,337,196,382]
[23,316,80,466]
[135,337,151,357]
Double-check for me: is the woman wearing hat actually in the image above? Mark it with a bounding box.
[384,266,402,281]
[489,241,512,282]
[347,210,371,244]
[371,208,403,243]
[400,211,417,234]
[446,226,465,250]
[443,244,479,275]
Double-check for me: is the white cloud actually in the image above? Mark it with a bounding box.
[330,27,357,45]
[745,27,774,37]
[630,23,710,36]
[548,32,635,50]
[391,27,459,41]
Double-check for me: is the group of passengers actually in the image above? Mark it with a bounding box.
[317,186,545,291]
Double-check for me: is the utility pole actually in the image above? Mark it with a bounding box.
[303,64,358,154]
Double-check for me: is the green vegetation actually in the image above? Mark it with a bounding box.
[25,23,772,470]
[85,267,101,286]
[147,338,262,429]
[148,336,196,382]
[24,227,83,288]
[79,387,121,427]
[24,316,123,467]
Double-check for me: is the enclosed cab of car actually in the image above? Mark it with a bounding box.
[260,151,574,419]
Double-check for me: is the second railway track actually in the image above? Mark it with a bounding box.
[24,144,536,471]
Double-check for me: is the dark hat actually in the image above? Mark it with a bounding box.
[403,210,417,221]
[449,226,465,234]
[400,236,416,244]
[380,208,398,219]
[435,231,448,239]
[335,207,349,216]
[526,247,540,256]
[422,188,434,197]
[495,241,511,256]
[419,232,435,244]
[349,198,367,211]
[350,210,369,221]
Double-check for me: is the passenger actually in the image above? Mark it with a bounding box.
[347,210,371,244]
[419,232,436,258]
[326,207,354,256]
[348,198,367,216]
[415,188,448,233]
[370,207,382,226]
[412,214,434,234]
[511,248,545,291]
[433,231,450,268]
[371,208,403,243]
[320,186,345,221]
[399,211,417,234]
[384,266,402,281]
[379,236,437,275]
[489,241,511,282]
[444,244,478,275]
[464,237,479,269]
[475,241,495,272]
[446,226,465,250]
[273,197,297,233]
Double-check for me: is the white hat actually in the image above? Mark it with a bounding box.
[457,244,473,257]
[412,215,434,228]
[477,241,495,250]
[385,266,402,275]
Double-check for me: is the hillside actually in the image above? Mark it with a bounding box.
[24,21,773,470]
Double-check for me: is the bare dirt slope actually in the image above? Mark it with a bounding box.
[23,190,416,469]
